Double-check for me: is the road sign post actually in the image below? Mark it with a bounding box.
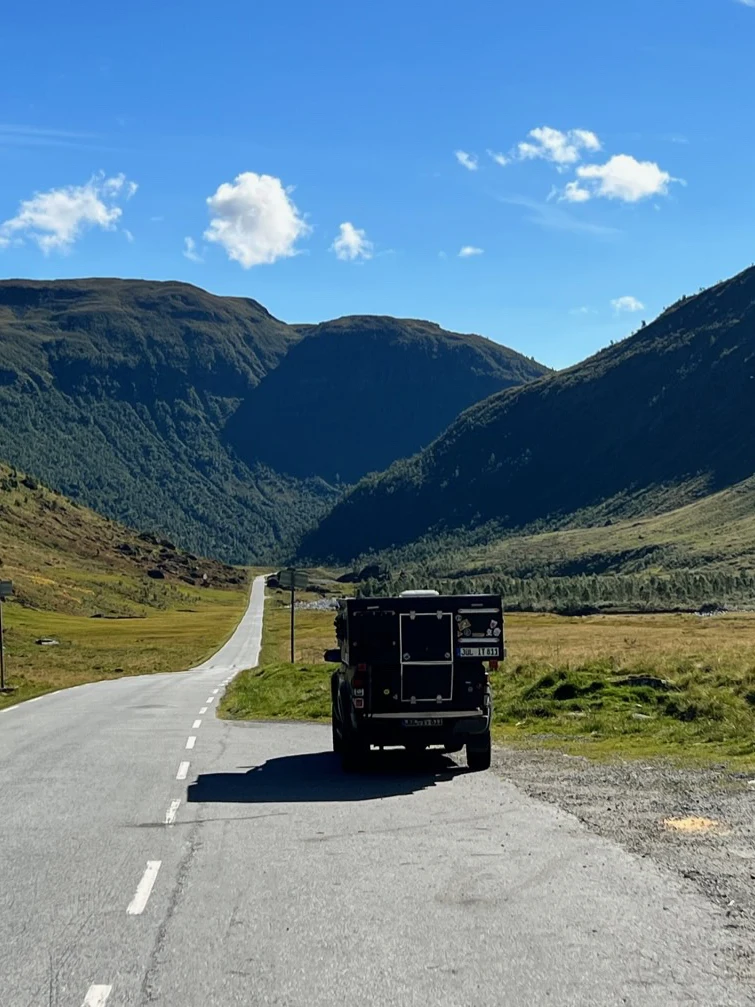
[0,581,13,692]
[277,569,309,664]
[291,586,295,663]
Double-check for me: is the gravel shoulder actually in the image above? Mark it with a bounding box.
[491,746,755,968]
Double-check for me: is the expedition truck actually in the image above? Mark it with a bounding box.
[329,590,503,772]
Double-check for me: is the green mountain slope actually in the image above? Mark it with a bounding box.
[225,315,550,483]
[300,265,755,562]
[0,279,546,563]
[0,278,335,562]
[376,475,755,583]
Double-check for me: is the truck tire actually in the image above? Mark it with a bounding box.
[466,731,491,772]
[331,704,342,753]
[341,720,368,773]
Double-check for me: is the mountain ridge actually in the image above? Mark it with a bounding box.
[225,312,549,483]
[0,277,547,561]
[299,265,755,562]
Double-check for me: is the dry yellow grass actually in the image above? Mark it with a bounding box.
[0,585,248,709]
[505,610,755,668]
[261,601,755,671]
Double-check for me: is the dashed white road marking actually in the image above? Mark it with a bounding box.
[186,736,196,750]
[205,696,214,704]
[176,761,190,781]
[81,985,112,1007]
[212,688,219,695]
[127,861,161,915]
[192,719,202,729]
[165,799,181,826]
[199,706,208,715]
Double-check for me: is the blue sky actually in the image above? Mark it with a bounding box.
[2,0,754,369]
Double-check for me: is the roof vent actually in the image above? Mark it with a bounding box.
[399,589,440,597]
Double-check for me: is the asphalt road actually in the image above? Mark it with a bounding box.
[0,575,751,1006]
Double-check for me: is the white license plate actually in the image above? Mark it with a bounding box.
[402,718,443,728]
[458,646,500,658]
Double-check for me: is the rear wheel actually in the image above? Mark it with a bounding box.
[341,719,368,772]
[466,731,491,772]
[331,705,342,753]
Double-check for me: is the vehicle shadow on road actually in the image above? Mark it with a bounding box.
[187,750,467,804]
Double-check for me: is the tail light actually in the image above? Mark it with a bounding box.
[489,660,499,671]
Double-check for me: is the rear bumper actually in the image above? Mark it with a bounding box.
[359,711,491,746]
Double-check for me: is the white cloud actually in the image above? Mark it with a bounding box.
[331,221,373,261]
[612,295,644,313]
[455,150,478,171]
[736,0,755,7]
[0,171,136,253]
[123,228,134,243]
[103,174,138,199]
[570,306,596,316]
[576,154,677,202]
[487,149,509,167]
[183,236,203,263]
[203,171,310,268]
[458,245,483,257]
[561,180,591,203]
[518,126,601,167]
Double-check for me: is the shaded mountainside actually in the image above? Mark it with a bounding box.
[0,461,244,615]
[0,278,546,562]
[300,266,755,563]
[225,315,549,483]
[0,278,335,562]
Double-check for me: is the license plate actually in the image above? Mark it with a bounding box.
[458,646,500,658]
[401,718,443,728]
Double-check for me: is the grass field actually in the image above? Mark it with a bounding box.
[0,462,250,709]
[221,589,755,768]
[0,584,248,709]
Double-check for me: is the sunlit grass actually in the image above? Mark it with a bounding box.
[221,593,755,768]
[0,582,247,709]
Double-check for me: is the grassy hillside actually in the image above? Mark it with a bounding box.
[360,475,755,583]
[0,462,248,708]
[300,266,755,562]
[225,315,549,483]
[0,278,335,563]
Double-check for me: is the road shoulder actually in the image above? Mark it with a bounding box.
[491,746,755,975]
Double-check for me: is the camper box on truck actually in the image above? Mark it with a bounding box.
[329,590,503,772]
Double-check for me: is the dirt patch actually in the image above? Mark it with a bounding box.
[491,747,755,945]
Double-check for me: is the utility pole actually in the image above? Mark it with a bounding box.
[277,569,309,665]
[290,585,296,663]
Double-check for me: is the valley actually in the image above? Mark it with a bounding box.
[0,278,547,563]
